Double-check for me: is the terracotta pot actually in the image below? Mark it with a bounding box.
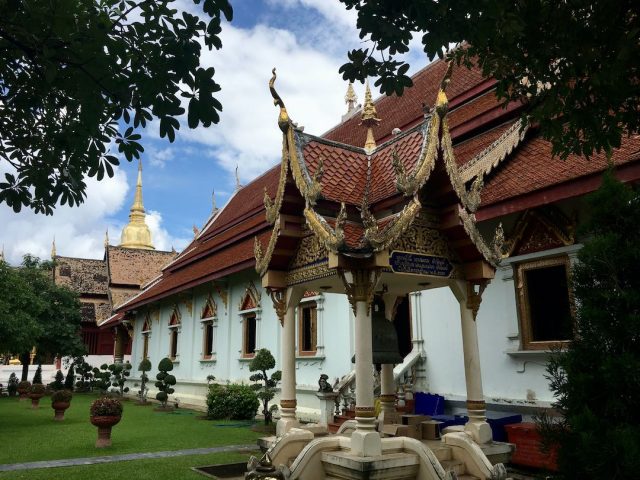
[17,387,29,401]
[29,392,45,409]
[52,401,71,421]
[90,415,121,448]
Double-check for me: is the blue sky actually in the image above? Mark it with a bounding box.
[0,0,428,264]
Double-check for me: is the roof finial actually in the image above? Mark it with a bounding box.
[269,68,290,132]
[361,81,381,153]
[120,159,154,250]
[193,225,200,237]
[211,189,219,215]
[51,237,56,258]
[235,165,242,191]
[104,229,109,248]
[345,82,358,113]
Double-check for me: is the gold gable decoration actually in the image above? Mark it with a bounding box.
[201,293,217,319]
[501,206,576,258]
[169,305,181,326]
[239,282,261,311]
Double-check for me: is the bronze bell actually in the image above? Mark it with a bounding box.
[245,453,286,480]
[352,297,404,366]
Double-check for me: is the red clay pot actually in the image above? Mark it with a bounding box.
[90,415,121,448]
[29,392,45,409]
[52,401,71,421]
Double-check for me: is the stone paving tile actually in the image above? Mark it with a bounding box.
[0,444,257,472]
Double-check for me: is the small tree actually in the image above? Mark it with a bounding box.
[74,357,94,392]
[539,172,640,479]
[138,358,152,403]
[155,357,176,409]
[50,370,65,390]
[32,364,42,384]
[93,364,111,394]
[110,362,132,396]
[7,373,19,396]
[64,364,75,391]
[249,349,281,425]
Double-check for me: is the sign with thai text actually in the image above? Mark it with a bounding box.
[389,251,453,277]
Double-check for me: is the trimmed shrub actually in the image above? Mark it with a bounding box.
[155,357,176,408]
[90,397,123,417]
[64,364,75,391]
[32,364,43,384]
[138,358,152,402]
[51,390,73,403]
[49,370,65,390]
[206,383,259,420]
[7,373,18,396]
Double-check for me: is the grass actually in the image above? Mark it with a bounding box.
[0,394,263,464]
[0,451,254,480]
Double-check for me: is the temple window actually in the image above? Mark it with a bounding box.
[168,307,181,360]
[200,295,217,360]
[298,301,317,355]
[515,256,574,350]
[238,283,261,359]
[243,313,257,357]
[142,315,152,360]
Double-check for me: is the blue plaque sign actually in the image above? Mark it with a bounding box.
[389,251,453,277]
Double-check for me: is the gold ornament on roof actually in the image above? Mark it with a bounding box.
[269,68,290,133]
[345,82,358,114]
[120,160,155,250]
[361,82,380,153]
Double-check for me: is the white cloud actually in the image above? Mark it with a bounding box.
[146,146,175,168]
[146,210,191,252]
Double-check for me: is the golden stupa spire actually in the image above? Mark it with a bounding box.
[120,159,155,250]
[361,81,380,153]
[345,82,358,113]
[51,237,56,258]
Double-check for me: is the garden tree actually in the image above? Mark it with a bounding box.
[111,362,132,396]
[137,358,151,403]
[93,364,112,394]
[539,172,640,479]
[50,370,65,390]
[0,0,233,214]
[155,357,176,409]
[338,0,639,159]
[64,364,75,391]
[249,349,281,425]
[0,255,85,380]
[32,364,42,384]
[74,357,95,392]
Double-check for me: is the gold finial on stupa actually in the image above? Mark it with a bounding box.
[120,159,155,250]
[211,189,219,216]
[345,82,358,113]
[235,165,242,191]
[361,81,380,153]
[51,237,56,258]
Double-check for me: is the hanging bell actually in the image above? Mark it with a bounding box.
[352,297,404,366]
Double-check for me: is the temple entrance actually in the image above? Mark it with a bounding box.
[393,296,412,359]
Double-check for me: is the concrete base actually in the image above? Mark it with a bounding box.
[464,421,493,444]
[322,450,419,480]
[350,430,382,457]
[276,417,300,437]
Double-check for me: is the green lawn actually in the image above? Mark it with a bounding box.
[0,394,263,464]
[0,451,253,480]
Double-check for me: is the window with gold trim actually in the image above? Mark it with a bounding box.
[168,308,181,360]
[298,302,317,355]
[142,315,151,360]
[242,313,257,357]
[201,295,217,360]
[515,256,574,350]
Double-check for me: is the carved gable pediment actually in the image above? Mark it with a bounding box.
[239,282,261,311]
[502,206,575,258]
[201,293,217,319]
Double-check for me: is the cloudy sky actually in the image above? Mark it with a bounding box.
[0,0,428,265]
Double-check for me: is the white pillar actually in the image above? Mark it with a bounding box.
[450,280,492,444]
[378,363,396,424]
[352,297,382,456]
[275,287,304,437]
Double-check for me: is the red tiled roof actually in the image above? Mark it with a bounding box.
[482,133,640,206]
[118,61,640,312]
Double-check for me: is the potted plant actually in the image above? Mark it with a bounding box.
[28,383,46,408]
[17,380,31,400]
[90,397,123,448]
[7,373,18,397]
[51,390,73,421]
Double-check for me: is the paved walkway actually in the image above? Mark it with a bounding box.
[0,444,257,472]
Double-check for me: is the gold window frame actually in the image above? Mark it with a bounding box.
[298,302,318,356]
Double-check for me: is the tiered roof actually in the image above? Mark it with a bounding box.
[116,60,640,312]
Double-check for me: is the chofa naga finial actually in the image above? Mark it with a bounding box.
[269,68,290,133]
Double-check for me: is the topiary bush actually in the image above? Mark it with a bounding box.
[7,373,18,396]
[93,364,111,394]
[138,358,152,403]
[110,362,132,396]
[64,364,75,391]
[206,383,259,420]
[249,349,281,424]
[155,357,176,408]
[32,364,43,384]
[49,370,64,390]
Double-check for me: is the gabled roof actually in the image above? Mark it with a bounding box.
[53,256,108,296]
[116,61,640,312]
